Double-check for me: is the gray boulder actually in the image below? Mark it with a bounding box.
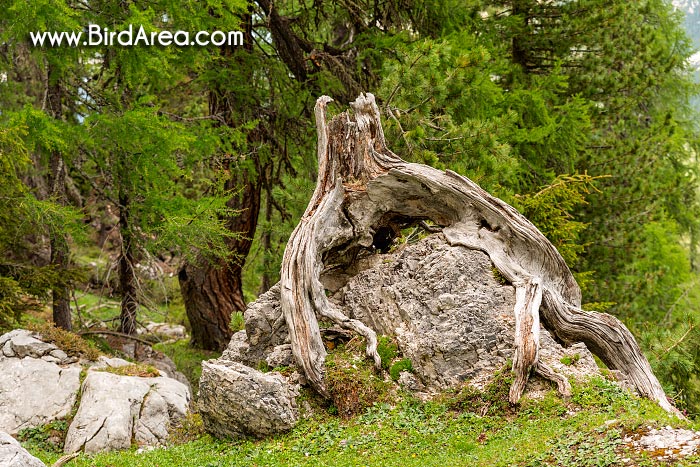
[333,234,599,390]
[64,370,190,454]
[0,330,81,434]
[221,284,288,367]
[198,360,299,439]
[0,431,46,467]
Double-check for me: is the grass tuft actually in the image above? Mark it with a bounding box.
[98,362,161,377]
[27,322,100,361]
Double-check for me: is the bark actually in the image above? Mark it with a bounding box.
[117,190,138,335]
[46,62,72,331]
[280,93,680,416]
[179,174,261,351]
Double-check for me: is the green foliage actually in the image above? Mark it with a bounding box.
[18,419,69,454]
[0,116,85,328]
[571,377,632,410]
[377,335,398,370]
[513,174,603,266]
[229,312,245,333]
[389,358,414,381]
[491,267,509,285]
[448,366,515,416]
[560,353,581,366]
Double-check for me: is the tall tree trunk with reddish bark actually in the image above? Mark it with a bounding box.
[179,16,260,351]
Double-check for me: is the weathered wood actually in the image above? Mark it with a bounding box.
[279,93,680,416]
[510,279,542,404]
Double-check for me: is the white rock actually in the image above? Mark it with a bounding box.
[198,360,299,439]
[1,329,56,358]
[64,371,190,454]
[145,322,187,340]
[0,431,46,467]
[0,357,81,434]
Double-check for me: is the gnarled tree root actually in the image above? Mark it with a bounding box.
[279,93,680,416]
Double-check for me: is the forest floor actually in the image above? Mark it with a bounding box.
[23,355,700,467]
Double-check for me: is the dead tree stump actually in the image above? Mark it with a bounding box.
[279,93,679,416]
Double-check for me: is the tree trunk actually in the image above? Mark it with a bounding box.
[179,15,261,351]
[46,62,72,331]
[117,190,138,335]
[179,173,261,350]
[279,93,680,416]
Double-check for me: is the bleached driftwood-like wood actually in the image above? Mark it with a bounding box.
[279,93,679,416]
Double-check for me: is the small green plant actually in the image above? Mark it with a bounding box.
[560,353,581,366]
[491,266,509,285]
[325,344,391,418]
[17,419,69,453]
[448,365,515,416]
[230,311,245,332]
[100,363,160,377]
[571,376,630,409]
[169,412,206,444]
[390,358,413,381]
[377,335,398,370]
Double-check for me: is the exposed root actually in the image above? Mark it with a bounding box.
[536,362,572,398]
[510,278,543,404]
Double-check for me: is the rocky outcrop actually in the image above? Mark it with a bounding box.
[0,330,191,455]
[204,234,601,438]
[64,362,190,454]
[198,360,299,439]
[0,330,81,434]
[332,235,599,390]
[221,284,289,368]
[0,431,46,467]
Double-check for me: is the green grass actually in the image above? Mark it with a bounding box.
[27,377,700,467]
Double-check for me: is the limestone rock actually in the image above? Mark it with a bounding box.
[198,360,299,439]
[0,353,81,434]
[220,284,288,368]
[144,322,187,341]
[0,431,46,467]
[333,235,600,390]
[63,371,190,454]
[0,329,55,359]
